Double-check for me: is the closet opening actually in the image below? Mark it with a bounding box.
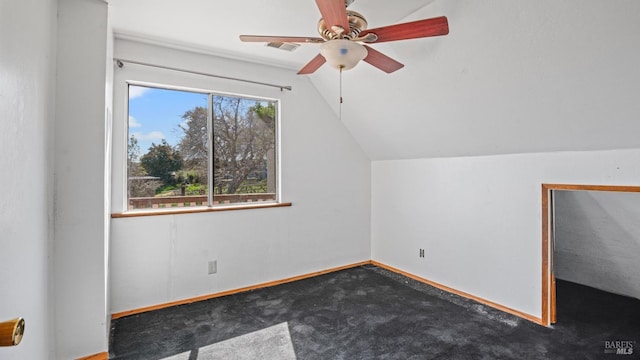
[542,184,640,326]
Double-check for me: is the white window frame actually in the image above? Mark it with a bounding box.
[111,67,284,216]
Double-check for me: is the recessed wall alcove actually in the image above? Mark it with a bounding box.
[542,184,640,325]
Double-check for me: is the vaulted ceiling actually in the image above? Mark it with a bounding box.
[108,0,640,160]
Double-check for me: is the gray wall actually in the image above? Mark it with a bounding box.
[54,0,110,357]
[554,190,640,299]
[0,0,57,358]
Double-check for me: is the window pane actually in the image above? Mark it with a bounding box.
[127,85,209,210]
[212,95,277,205]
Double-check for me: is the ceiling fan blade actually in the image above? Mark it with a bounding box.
[360,16,449,43]
[298,54,327,75]
[362,45,404,73]
[315,0,350,34]
[240,35,325,43]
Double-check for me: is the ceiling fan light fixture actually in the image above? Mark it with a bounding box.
[320,39,368,71]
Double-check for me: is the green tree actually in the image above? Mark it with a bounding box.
[175,98,276,195]
[251,102,275,130]
[140,140,183,183]
[127,135,145,177]
[177,106,208,180]
[128,135,162,198]
[212,97,275,194]
[249,102,276,193]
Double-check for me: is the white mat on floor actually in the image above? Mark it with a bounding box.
[162,322,297,360]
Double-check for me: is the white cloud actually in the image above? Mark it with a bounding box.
[129,86,150,99]
[129,115,142,128]
[131,131,165,142]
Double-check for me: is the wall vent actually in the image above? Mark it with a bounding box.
[266,42,300,52]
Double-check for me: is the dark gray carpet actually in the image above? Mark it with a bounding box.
[109,265,640,359]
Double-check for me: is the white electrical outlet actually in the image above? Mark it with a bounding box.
[208,260,217,274]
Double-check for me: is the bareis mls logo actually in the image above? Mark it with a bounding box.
[604,341,634,355]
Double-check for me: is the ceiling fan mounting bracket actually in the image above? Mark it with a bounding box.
[330,25,346,36]
[318,10,368,40]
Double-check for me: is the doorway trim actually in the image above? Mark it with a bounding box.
[541,183,640,326]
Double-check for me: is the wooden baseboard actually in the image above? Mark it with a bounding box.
[371,261,544,325]
[111,261,371,320]
[111,259,543,326]
[77,352,108,360]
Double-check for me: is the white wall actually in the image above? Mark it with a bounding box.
[554,190,640,299]
[0,0,57,359]
[109,40,371,313]
[104,8,115,350]
[372,149,640,320]
[54,0,110,358]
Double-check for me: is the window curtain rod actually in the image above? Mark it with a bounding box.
[114,58,292,91]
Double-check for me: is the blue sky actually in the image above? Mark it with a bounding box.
[128,85,207,155]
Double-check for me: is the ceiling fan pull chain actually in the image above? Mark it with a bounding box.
[339,66,343,120]
[340,66,343,104]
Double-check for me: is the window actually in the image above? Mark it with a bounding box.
[127,84,278,211]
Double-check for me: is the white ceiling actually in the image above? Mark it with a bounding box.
[108,0,640,160]
[108,0,436,70]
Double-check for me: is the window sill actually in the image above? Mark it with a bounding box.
[111,202,292,218]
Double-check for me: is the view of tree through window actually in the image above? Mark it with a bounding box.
[127,85,277,210]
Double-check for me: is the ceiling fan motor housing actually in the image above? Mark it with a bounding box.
[318,10,368,40]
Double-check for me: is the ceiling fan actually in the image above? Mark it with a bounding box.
[239,0,449,75]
